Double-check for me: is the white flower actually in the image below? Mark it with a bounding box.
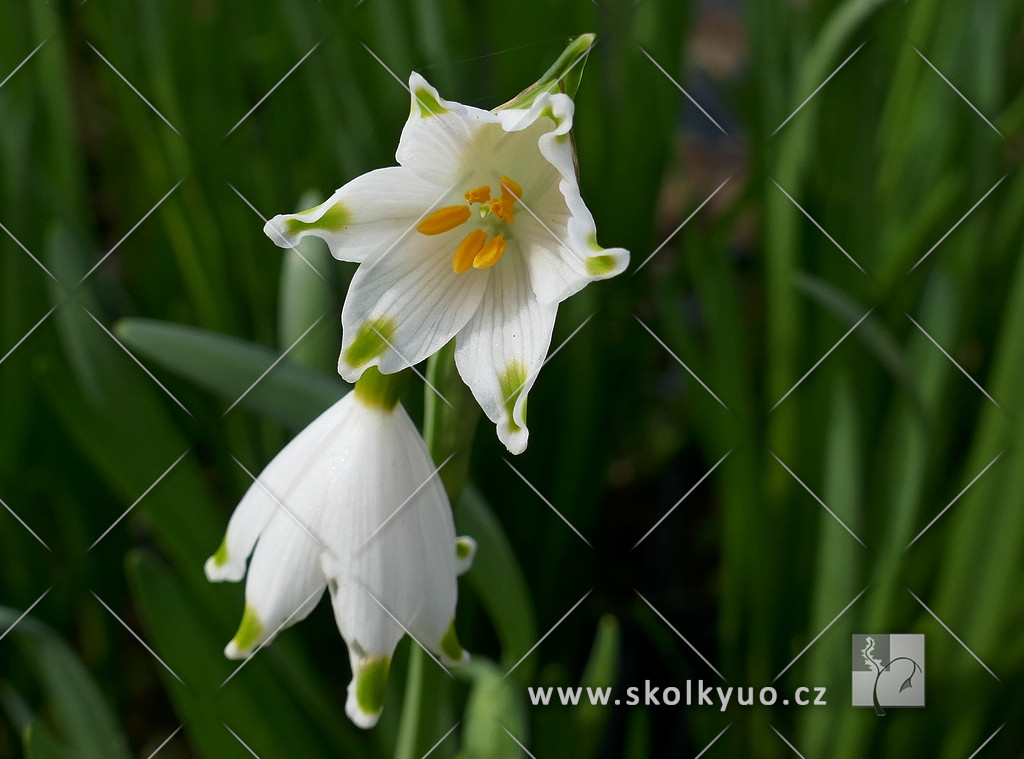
[204,379,475,728]
[264,72,629,454]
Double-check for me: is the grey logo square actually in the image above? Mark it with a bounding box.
[852,634,925,714]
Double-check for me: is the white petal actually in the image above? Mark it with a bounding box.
[338,235,488,381]
[396,73,501,187]
[493,91,629,304]
[455,247,557,454]
[321,404,460,648]
[263,167,445,265]
[225,509,326,659]
[205,393,357,582]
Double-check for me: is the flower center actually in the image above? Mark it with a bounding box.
[415,175,524,274]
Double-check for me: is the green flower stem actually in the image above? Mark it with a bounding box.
[424,340,481,501]
[395,340,479,759]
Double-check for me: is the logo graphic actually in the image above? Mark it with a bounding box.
[851,634,925,714]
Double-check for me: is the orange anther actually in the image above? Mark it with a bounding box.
[490,197,515,223]
[499,175,522,202]
[452,229,488,274]
[473,234,507,269]
[417,205,471,235]
[464,186,491,203]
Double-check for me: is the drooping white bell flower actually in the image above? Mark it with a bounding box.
[264,37,628,454]
[205,371,475,728]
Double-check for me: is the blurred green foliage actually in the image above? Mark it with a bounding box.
[1,0,1023,757]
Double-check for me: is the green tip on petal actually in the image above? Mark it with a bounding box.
[440,619,467,664]
[586,254,619,276]
[285,202,351,236]
[498,362,528,432]
[229,605,263,654]
[211,538,230,567]
[344,317,397,372]
[354,656,391,717]
[456,537,474,561]
[412,87,448,118]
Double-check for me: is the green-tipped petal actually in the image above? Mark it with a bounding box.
[346,655,391,729]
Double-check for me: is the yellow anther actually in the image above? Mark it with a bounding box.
[417,205,471,235]
[473,235,507,269]
[452,229,488,274]
[499,175,522,202]
[464,186,491,203]
[490,197,515,223]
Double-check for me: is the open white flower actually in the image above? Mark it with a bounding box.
[205,375,475,728]
[264,61,628,454]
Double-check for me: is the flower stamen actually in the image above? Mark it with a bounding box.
[452,229,488,274]
[464,186,491,203]
[417,205,471,235]
[473,234,506,269]
[499,175,522,201]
